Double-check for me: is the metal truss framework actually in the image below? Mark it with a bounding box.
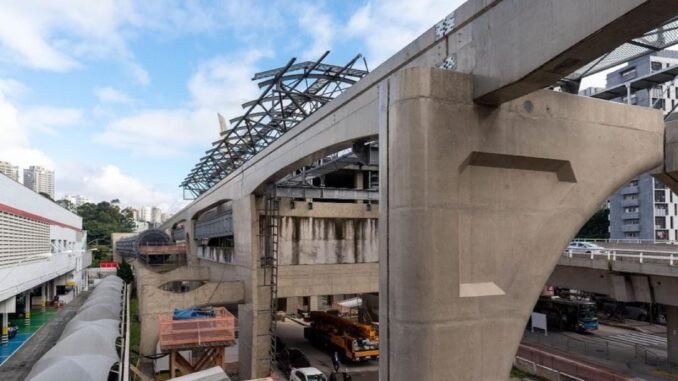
[569,16,678,80]
[181,51,368,198]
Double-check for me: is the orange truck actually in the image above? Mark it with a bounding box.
[304,311,379,362]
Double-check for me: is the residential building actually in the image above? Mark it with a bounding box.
[63,194,90,208]
[599,51,678,240]
[0,161,19,182]
[23,166,55,199]
[151,207,162,225]
[140,206,152,223]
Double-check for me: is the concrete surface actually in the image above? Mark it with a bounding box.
[153,1,678,378]
[379,67,663,381]
[133,262,244,359]
[0,292,88,381]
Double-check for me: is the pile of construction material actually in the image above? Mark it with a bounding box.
[25,275,125,381]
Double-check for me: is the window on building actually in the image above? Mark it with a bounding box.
[630,179,639,187]
[672,217,674,229]
[623,194,639,200]
[653,98,666,110]
[655,179,667,189]
[656,230,668,240]
[652,61,663,72]
[675,87,678,99]
[655,190,666,203]
[656,217,667,229]
[625,232,639,238]
[621,67,637,81]
[624,219,640,225]
[624,206,638,213]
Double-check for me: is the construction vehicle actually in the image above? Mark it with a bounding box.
[304,311,379,362]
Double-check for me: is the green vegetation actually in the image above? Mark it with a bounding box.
[90,245,112,267]
[117,260,135,284]
[510,367,531,377]
[129,294,140,367]
[576,207,609,239]
[77,201,136,245]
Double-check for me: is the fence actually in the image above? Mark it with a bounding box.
[158,307,236,350]
[563,248,678,266]
[523,330,669,371]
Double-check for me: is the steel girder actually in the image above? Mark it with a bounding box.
[181,51,368,198]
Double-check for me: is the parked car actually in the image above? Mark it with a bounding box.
[278,347,311,377]
[289,367,327,381]
[567,241,605,254]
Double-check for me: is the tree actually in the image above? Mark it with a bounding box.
[117,260,134,284]
[39,192,54,201]
[78,201,136,245]
[576,207,610,239]
[56,198,76,212]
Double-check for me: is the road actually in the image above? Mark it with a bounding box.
[276,319,378,381]
[522,323,678,380]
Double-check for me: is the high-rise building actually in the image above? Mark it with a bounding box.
[594,51,678,241]
[151,207,162,225]
[140,206,152,223]
[0,161,19,182]
[23,166,55,199]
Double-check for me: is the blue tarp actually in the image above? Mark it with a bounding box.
[172,307,216,320]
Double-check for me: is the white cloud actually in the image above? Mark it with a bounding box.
[296,4,336,60]
[95,87,135,105]
[96,108,217,157]
[56,162,188,212]
[0,79,29,99]
[19,106,83,134]
[345,0,463,66]
[0,90,56,169]
[98,49,267,158]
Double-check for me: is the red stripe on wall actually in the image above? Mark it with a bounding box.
[0,202,81,231]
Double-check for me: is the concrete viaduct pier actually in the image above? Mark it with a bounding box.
[155,0,678,379]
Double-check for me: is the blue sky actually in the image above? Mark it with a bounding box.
[0,0,466,212]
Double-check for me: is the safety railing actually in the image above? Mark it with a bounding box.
[573,238,678,245]
[563,248,678,266]
[523,330,669,371]
[158,307,236,350]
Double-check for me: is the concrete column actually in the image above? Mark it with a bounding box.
[24,291,30,326]
[379,68,664,381]
[234,195,271,380]
[309,296,319,311]
[184,219,198,266]
[1,313,7,344]
[40,284,46,310]
[667,305,678,367]
[285,297,302,315]
[354,172,364,189]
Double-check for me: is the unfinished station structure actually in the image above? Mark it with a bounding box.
[156,2,678,380]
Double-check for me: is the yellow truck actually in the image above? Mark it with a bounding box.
[304,311,379,362]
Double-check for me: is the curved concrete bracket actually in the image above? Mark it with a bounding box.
[380,67,663,381]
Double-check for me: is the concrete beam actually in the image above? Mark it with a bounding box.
[277,263,378,297]
[472,0,678,104]
[654,120,678,193]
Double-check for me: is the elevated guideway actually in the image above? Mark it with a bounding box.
[158,1,678,379]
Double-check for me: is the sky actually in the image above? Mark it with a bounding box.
[0,0,471,213]
[0,0,626,214]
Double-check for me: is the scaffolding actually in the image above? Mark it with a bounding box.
[158,307,236,378]
[181,51,369,198]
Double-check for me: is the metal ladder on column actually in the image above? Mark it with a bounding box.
[258,185,280,371]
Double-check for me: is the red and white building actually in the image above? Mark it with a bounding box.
[0,172,90,342]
